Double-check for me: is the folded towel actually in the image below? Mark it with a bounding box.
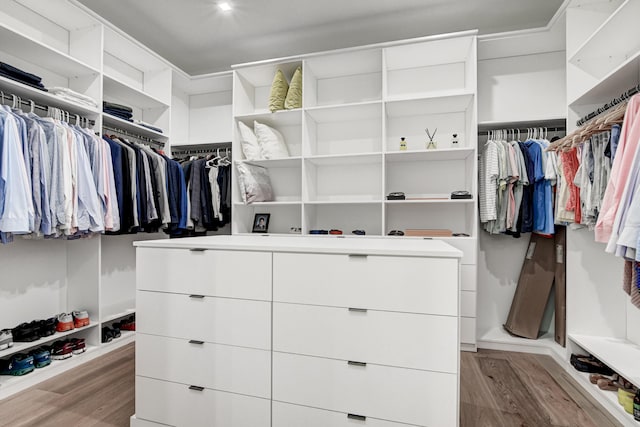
[49,87,98,108]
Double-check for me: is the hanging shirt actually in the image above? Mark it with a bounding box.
[595,95,640,242]
[0,110,34,234]
[524,140,545,232]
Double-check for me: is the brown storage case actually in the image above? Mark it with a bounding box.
[554,226,567,347]
[504,233,556,339]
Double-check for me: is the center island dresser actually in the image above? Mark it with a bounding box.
[130,235,462,427]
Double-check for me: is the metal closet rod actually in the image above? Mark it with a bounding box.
[478,126,566,136]
[172,146,232,156]
[0,91,96,126]
[102,125,164,147]
[577,83,640,127]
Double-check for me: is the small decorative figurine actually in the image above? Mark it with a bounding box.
[451,133,459,146]
[400,137,407,151]
[425,127,437,149]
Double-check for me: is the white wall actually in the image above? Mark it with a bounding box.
[478,51,566,123]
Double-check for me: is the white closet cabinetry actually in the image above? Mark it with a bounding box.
[131,235,461,427]
[0,0,177,398]
[231,31,478,349]
[565,1,640,425]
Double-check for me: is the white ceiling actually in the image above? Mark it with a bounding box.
[77,0,564,75]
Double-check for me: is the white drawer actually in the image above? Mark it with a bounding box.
[273,303,457,373]
[136,334,271,398]
[443,238,476,265]
[273,352,457,427]
[273,253,458,316]
[136,248,271,300]
[461,264,476,291]
[461,317,476,344]
[137,291,271,350]
[461,290,476,318]
[136,376,270,427]
[273,401,415,427]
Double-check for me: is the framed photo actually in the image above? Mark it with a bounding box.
[252,213,270,233]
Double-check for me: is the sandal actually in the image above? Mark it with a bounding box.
[597,378,619,391]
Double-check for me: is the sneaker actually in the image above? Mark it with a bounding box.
[119,316,135,331]
[0,353,35,376]
[101,327,114,343]
[56,313,74,333]
[50,340,74,360]
[109,323,122,339]
[0,329,13,350]
[37,317,57,337]
[29,347,51,368]
[72,310,90,328]
[70,338,86,355]
[12,322,40,342]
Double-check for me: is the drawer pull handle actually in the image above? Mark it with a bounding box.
[188,385,205,391]
[189,248,206,252]
[189,340,204,345]
[348,360,367,367]
[189,294,205,299]
[348,254,368,258]
[347,413,367,421]
[348,307,367,313]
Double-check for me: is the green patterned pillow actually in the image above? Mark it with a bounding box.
[268,69,288,112]
[284,66,302,109]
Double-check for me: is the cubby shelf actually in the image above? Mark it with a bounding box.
[235,109,303,126]
[568,0,640,79]
[385,198,475,204]
[233,201,302,206]
[102,114,169,142]
[0,75,100,117]
[0,23,100,77]
[305,153,383,166]
[385,147,475,162]
[0,321,98,360]
[238,157,302,168]
[101,307,135,324]
[103,74,170,109]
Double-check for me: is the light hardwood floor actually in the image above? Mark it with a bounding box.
[0,344,620,427]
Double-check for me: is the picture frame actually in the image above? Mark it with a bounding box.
[252,213,270,233]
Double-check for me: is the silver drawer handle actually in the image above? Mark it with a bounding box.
[347,413,366,421]
[189,340,204,345]
[348,307,367,313]
[348,254,368,258]
[348,360,367,367]
[188,385,204,391]
[189,294,205,299]
[189,248,206,252]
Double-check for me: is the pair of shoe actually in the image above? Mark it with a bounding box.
[570,354,614,376]
[47,338,86,360]
[101,325,121,343]
[56,311,90,332]
[12,318,58,342]
[0,353,35,376]
[28,347,51,368]
[115,316,135,332]
[0,329,13,350]
[590,373,636,391]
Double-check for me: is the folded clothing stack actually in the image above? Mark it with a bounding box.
[0,62,47,91]
[134,119,163,134]
[49,87,98,109]
[103,101,133,121]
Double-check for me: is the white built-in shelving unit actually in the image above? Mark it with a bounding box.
[231,31,479,349]
[565,1,640,425]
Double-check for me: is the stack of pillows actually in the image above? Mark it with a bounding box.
[269,66,302,112]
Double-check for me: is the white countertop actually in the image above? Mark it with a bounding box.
[134,235,463,258]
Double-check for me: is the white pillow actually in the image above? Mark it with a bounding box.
[236,163,275,204]
[254,121,289,159]
[238,121,262,160]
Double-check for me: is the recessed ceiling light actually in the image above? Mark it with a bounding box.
[218,2,232,12]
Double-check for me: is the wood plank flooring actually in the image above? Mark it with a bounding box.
[0,344,619,426]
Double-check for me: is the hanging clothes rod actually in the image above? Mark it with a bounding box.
[478,126,566,136]
[576,83,640,126]
[102,125,164,147]
[172,146,232,156]
[0,91,96,126]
